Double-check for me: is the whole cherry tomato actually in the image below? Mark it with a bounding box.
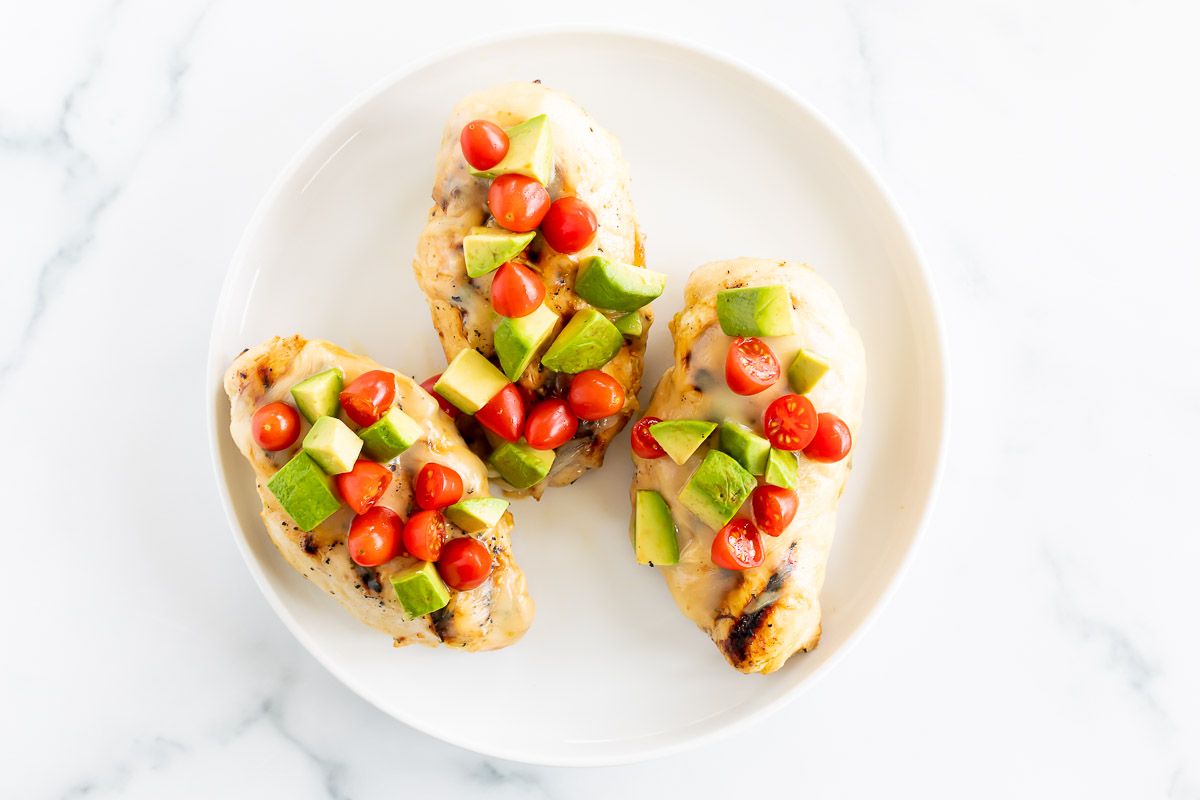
[475,383,525,442]
[460,120,508,171]
[436,537,493,591]
[414,463,464,510]
[630,416,666,459]
[804,412,853,462]
[340,370,396,427]
[420,373,460,419]
[540,196,597,254]
[751,484,799,537]
[488,174,550,233]
[336,459,392,515]
[347,506,402,567]
[491,261,546,318]
[524,397,578,450]
[403,509,445,561]
[763,393,818,451]
[725,337,781,396]
[711,518,765,570]
[252,402,300,451]
[567,370,626,421]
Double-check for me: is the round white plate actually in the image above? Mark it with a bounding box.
[207,29,946,766]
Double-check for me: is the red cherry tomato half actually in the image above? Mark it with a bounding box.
[336,459,393,515]
[414,462,464,510]
[475,383,525,443]
[631,416,666,459]
[491,261,546,318]
[251,402,300,451]
[567,370,626,421]
[436,536,493,591]
[524,397,579,450]
[804,412,853,463]
[711,518,765,570]
[763,393,819,451]
[403,509,445,562]
[347,507,402,567]
[725,337,781,396]
[540,196,598,254]
[420,373,461,419]
[487,174,550,233]
[340,370,396,427]
[751,484,799,537]
[460,119,508,171]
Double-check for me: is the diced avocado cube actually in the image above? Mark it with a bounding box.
[614,311,643,337]
[390,561,451,619]
[787,347,830,394]
[435,349,510,414]
[359,407,422,461]
[716,285,796,337]
[463,227,536,278]
[290,368,343,423]
[489,439,555,490]
[634,490,679,566]
[649,419,717,465]
[266,452,342,532]
[540,309,623,373]
[495,303,559,381]
[574,257,667,312]
[718,421,771,475]
[764,448,800,490]
[469,114,554,185]
[302,416,362,475]
[679,450,757,530]
[445,497,509,533]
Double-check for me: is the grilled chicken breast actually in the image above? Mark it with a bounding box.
[413,82,648,496]
[633,259,866,673]
[225,336,534,650]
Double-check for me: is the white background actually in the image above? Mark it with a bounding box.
[3,1,1198,797]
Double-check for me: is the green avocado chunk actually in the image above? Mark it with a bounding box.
[435,349,510,414]
[649,419,717,465]
[469,114,554,185]
[634,490,679,566]
[266,452,342,532]
[290,368,342,423]
[390,560,451,619]
[302,416,363,475]
[445,497,510,533]
[574,257,667,312]
[463,227,536,278]
[787,347,830,394]
[718,420,770,475]
[540,309,623,373]
[359,407,422,461]
[679,449,757,530]
[490,439,555,489]
[614,311,643,337]
[495,303,559,381]
[764,448,800,490]
[716,285,796,337]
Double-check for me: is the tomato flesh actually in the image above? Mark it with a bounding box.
[763,393,818,451]
[491,261,546,318]
[540,196,597,254]
[475,383,525,442]
[436,537,493,591]
[340,370,396,427]
[524,397,578,450]
[336,459,392,515]
[711,518,764,570]
[460,120,508,171]
[415,463,464,510]
[631,416,666,459]
[347,507,402,567]
[725,337,780,395]
[420,374,461,419]
[252,402,300,451]
[804,412,853,462]
[567,370,626,421]
[487,174,550,233]
[751,484,798,537]
[403,509,445,562]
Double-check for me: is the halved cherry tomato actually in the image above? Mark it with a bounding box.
[567,370,626,420]
[460,120,508,171]
[491,261,546,318]
[252,402,300,451]
[763,393,818,451]
[403,509,445,561]
[420,373,460,419]
[488,174,550,233]
[751,484,798,537]
[475,383,525,442]
[711,518,764,570]
[347,507,402,567]
[336,459,393,515]
[540,196,597,254]
[524,397,578,450]
[804,412,853,462]
[631,416,666,459]
[415,463,464,510]
[340,370,396,427]
[726,337,780,396]
[436,536,493,591]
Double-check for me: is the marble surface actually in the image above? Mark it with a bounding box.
[3,0,1198,796]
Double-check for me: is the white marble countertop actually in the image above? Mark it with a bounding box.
[4,1,1198,796]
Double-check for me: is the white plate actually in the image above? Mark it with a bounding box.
[207,29,947,766]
